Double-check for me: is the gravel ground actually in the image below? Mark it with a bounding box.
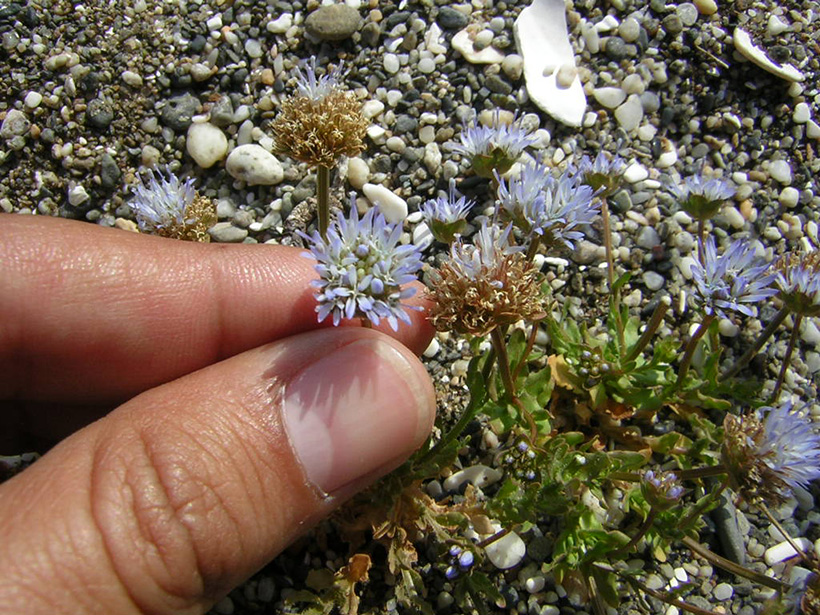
[2,0,820,613]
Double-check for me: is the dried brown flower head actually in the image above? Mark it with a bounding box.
[128,170,216,243]
[270,59,367,168]
[428,223,546,336]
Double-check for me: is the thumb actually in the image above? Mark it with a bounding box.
[0,327,435,615]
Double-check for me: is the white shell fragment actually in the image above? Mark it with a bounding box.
[443,464,504,491]
[764,537,812,566]
[514,0,586,127]
[732,28,805,82]
[362,183,408,224]
[452,28,505,64]
[484,529,527,569]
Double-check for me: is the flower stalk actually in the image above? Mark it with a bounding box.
[676,314,716,387]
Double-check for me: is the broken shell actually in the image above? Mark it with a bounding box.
[732,27,804,82]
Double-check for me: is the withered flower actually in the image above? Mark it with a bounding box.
[428,222,546,336]
[128,169,216,242]
[722,401,820,504]
[270,57,367,168]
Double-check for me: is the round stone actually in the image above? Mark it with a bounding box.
[0,109,30,139]
[642,271,665,291]
[23,91,42,108]
[593,87,626,109]
[614,94,643,132]
[417,57,436,74]
[225,144,284,185]
[485,530,526,569]
[618,17,640,43]
[779,186,800,208]
[676,3,699,26]
[793,102,811,123]
[769,159,793,184]
[437,6,469,30]
[304,4,361,41]
[694,0,718,14]
[383,53,400,74]
[186,122,228,169]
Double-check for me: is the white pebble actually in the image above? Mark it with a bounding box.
[624,163,649,183]
[767,15,790,36]
[206,15,222,31]
[186,122,228,169]
[266,13,293,34]
[424,142,442,175]
[765,538,811,566]
[121,70,143,88]
[807,120,820,139]
[718,318,739,337]
[362,183,407,224]
[24,91,42,108]
[67,183,90,207]
[485,530,526,570]
[419,124,435,144]
[619,17,640,42]
[713,582,733,601]
[361,100,384,119]
[225,144,284,185]
[525,576,546,594]
[347,157,370,190]
[793,102,811,124]
[593,87,626,109]
[769,159,792,184]
[678,256,696,280]
[423,336,440,358]
[614,94,643,132]
[443,465,503,491]
[244,39,263,58]
[417,57,436,74]
[643,271,665,291]
[383,53,400,74]
[779,187,800,208]
[501,54,524,81]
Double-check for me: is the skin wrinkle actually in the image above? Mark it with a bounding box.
[91,421,206,615]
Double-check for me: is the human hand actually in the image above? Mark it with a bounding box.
[0,215,436,615]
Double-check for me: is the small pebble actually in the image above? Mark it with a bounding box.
[779,187,800,208]
[485,530,526,570]
[793,102,811,124]
[186,122,228,169]
[225,145,284,185]
[694,0,717,14]
[362,183,407,224]
[769,160,793,185]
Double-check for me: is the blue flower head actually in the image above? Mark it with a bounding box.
[723,401,820,503]
[641,470,684,511]
[293,56,343,101]
[670,174,736,221]
[690,236,776,318]
[301,196,423,331]
[775,251,820,317]
[419,179,475,244]
[128,169,215,242]
[450,110,537,179]
[497,160,599,251]
[576,151,626,197]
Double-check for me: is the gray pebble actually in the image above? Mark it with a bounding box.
[86,98,114,130]
[100,154,121,190]
[662,14,683,34]
[305,4,361,41]
[605,37,629,61]
[0,109,30,139]
[437,6,469,30]
[642,271,665,291]
[161,93,200,131]
[636,226,661,249]
[209,222,249,243]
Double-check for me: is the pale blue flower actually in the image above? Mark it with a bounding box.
[756,401,820,493]
[691,236,776,318]
[447,221,521,282]
[670,174,736,220]
[497,161,598,250]
[450,111,537,178]
[129,169,197,233]
[294,56,343,101]
[775,251,820,317]
[301,197,423,330]
[420,179,474,243]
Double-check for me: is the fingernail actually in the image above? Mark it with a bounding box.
[282,338,433,494]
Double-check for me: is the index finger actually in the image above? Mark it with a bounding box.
[0,215,433,404]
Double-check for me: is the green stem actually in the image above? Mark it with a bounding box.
[674,465,727,481]
[771,312,802,404]
[603,564,723,615]
[601,197,616,292]
[525,234,541,263]
[625,296,671,363]
[317,164,330,239]
[413,351,494,467]
[611,509,657,558]
[491,327,517,400]
[680,535,788,593]
[720,306,789,382]
[697,218,706,265]
[678,476,728,531]
[676,314,716,388]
